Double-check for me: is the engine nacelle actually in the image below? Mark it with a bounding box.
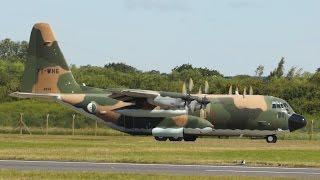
[149,95,184,109]
[152,127,183,138]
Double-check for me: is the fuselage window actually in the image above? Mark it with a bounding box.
[276,104,281,108]
[272,104,276,108]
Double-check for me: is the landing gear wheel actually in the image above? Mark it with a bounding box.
[183,135,197,142]
[266,135,277,143]
[155,137,167,141]
[169,137,183,141]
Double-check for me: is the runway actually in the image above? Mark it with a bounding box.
[0,160,320,178]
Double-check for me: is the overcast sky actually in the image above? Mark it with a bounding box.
[0,0,319,76]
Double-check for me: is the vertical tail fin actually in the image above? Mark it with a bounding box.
[21,23,81,94]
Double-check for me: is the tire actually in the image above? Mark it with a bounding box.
[266,135,277,143]
[155,137,167,141]
[183,135,197,142]
[169,137,183,141]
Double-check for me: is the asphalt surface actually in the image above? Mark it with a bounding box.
[0,160,320,178]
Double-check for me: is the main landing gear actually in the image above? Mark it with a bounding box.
[154,136,167,141]
[154,135,197,142]
[266,135,277,143]
[183,135,197,142]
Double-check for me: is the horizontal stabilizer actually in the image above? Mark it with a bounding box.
[10,92,59,100]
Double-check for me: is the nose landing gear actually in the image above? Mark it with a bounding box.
[266,135,277,143]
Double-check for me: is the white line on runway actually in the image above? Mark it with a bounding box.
[205,169,320,175]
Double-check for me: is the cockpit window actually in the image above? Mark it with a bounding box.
[272,101,287,109]
[272,100,294,115]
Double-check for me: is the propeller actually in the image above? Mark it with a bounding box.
[198,95,210,119]
[180,78,211,118]
[182,78,194,107]
[200,108,206,119]
[243,87,247,96]
[182,82,187,95]
[204,81,209,94]
[249,86,253,95]
[235,87,239,95]
[188,78,194,92]
[198,87,202,95]
[228,85,233,95]
[198,80,209,95]
[181,92,210,114]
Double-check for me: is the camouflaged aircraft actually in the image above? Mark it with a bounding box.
[10,23,307,143]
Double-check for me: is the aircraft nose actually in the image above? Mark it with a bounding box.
[288,113,307,132]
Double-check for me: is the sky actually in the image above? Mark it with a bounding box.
[0,0,319,76]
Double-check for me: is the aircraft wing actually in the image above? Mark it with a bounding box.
[107,88,208,110]
[108,88,196,100]
[108,88,160,98]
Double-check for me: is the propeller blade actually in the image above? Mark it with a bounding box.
[235,87,239,95]
[200,99,210,119]
[243,87,247,96]
[198,87,202,95]
[189,78,194,92]
[249,86,253,95]
[200,109,205,119]
[204,81,209,94]
[228,85,233,95]
[189,100,197,113]
[184,105,189,114]
[182,82,187,95]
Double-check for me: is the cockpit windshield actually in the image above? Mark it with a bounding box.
[271,99,294,115]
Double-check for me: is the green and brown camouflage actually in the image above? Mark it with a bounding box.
[10,23,307,143]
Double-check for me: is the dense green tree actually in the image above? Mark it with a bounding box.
[255,65,264,77]
[0,39,28,61]
[269,57,285,78]
[286,66,296,80]
[104,62,138,72]
[173,64,193,72]
[173,64,222,77]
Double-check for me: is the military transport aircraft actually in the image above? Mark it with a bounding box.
[10,23,307,143]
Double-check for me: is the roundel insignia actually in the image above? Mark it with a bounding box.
[87,102,97,113]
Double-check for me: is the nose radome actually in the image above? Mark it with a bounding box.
[288,114,307,132]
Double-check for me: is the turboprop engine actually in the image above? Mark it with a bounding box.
[148,95,185,109]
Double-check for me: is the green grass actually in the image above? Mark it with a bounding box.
[0,169,299,180]
[0,126,125,136]
[0,134,319,167]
